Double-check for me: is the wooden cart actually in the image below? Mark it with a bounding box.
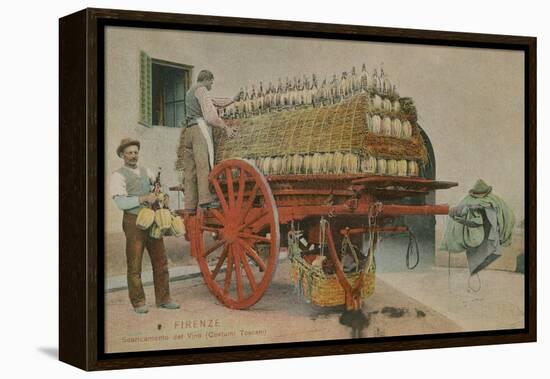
[177,159,457,310]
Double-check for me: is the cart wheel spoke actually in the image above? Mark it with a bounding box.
[239,183,259,224]
[236,169,247,210]
[245,213,274,235]
[237,239,267,272]
[238,232,271,244]
[240,250,258,292]
[204,239,226,257]
[211,245,229,280]
[209,209,226,225]
[211,174,230,214]
[201,225,223,233]
[240,209,268,231]
[225,167,236,209]
[223,251,234,295]
[232,246,245,301]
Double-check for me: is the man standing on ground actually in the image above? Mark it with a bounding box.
[111,138,180,314]
[182,69,241,212]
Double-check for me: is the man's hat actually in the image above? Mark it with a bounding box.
[469,179,492,198]
[116,138,140,157]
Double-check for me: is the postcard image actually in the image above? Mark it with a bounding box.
[104,26,525,354]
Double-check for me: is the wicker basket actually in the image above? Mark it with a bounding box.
[290,255,376,307]
[175,92,428,173]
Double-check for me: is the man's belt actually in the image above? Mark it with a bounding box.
[186,119,198,128]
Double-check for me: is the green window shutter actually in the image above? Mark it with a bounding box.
[139,51,152,127]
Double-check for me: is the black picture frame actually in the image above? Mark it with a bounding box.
[59,8,537,371]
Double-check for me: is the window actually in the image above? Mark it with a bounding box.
[139,51,192,128]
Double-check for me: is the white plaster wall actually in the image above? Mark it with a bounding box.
[104,26,525,233]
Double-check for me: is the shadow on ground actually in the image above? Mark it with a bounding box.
[37,347,58,359]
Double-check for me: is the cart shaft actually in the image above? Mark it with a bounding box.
[278,203,449,223]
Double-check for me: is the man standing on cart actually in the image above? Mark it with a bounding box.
[181,69,241,212]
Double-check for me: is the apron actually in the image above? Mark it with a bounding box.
[197,117,215,169]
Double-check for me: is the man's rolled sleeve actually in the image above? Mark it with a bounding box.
[211,97,234,108]
[113,195,141,211]
[195,86,226,128]
[110,171,141,211]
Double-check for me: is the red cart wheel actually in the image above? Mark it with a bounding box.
[193,159,280,309]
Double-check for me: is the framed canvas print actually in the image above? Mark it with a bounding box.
[59,8,536,371]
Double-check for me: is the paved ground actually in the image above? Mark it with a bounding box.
[379,267,525,331]
[104,226,525,354]
[105,257,526,353]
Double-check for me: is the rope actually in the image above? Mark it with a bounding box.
[368,202,383,225]
[365,204,379,273]
[319,217,328,257]
[448,250,452,291]
[296,266,304,299]
[406,229,420,270]
[458,206,485,292]
[289,221,304,299]
[446,250,483,293]
[369,233,377,272]
[468,273,482,293]
[341,235,360,273]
